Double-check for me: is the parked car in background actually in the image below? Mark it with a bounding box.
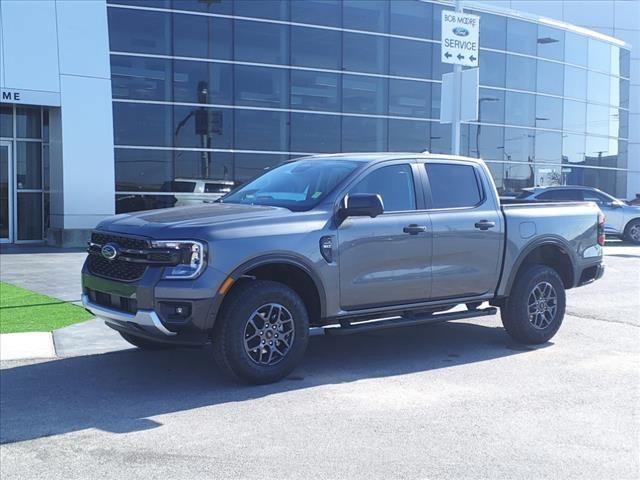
[161,178,235,207]
[516,186,640,244]
[82,154,605,384]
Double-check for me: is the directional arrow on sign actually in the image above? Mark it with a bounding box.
[457,53,465,60]
[444,52,452,59]
[469,55,476,62]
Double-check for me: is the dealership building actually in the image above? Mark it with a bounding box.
[0,0,638,245]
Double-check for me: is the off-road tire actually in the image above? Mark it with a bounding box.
[501,264,566,344]
[212,280,310,384]
[623,219,640,245]
[119,332,175,350]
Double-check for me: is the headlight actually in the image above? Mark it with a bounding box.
[151,240,207,279]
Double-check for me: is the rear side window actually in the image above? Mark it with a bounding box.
[537,189,582,201]
[350,164,416,212]
[425,163,481,209]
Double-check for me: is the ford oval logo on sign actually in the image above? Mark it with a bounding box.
[101,243,119,261]
[453,27,469,37]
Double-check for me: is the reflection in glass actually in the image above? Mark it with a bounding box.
[563,99,586,133]
[564,32,588,66]
[342,117,387,152]
[389,80,431,118]
[16,107,41,139]
[343,0,389,33]
[390,0,432,39]
[115,148,173,192]
[467,125,504,161]
[17,193,42,240]
[479,12,506,50]
[535,95,563,130]
[505,92,535,127]
[342,76,388,115]
[111,55,171,102]
[562,133,586,164]
[174,61,232,105]
[290,71,340,112]
[291,26,341,69]
[389,38,432,78]
[234,65,289,108]
[564,66,587,100]
[479,51,505,88]
[234,153,290,185]
[586,103,610,136]
[290,113,340,153]
[108,8,170,55]
[537,60,563,96]
[537,25,564,61]
[174,16,232,60]
[534,130,563,163]
[174,105,233,149]
[1,106,13,138]
[343,32,388,74]
[234,19,288,64]
[234,110,288,151]
[430,123,451,154]
[388,120,430,152]
[507,18,537,55]
[113,102,172,146]
[506,55,536,92]
[588,38,611,72]
[16,142,42,190]
[234,0,288,21]
[587,71,610,105]
[291,0,341,27]
[477,89,504,124]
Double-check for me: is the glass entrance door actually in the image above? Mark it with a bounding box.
[0,141,12,243]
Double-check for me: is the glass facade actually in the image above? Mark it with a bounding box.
[107,0,631,212]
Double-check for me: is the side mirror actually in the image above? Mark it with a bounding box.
[341,193,384,219]
[606,201,622,209]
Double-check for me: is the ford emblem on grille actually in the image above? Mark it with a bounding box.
[101,243,119,261]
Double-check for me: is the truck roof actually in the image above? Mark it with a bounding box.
[297,152,485,165]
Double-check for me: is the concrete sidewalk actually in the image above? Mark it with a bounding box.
[0,332,56,360]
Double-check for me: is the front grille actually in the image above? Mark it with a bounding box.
[88,254,147,282]
[91,232,149,250]
[87,288,138,314]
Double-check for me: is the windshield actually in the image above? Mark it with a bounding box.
[221,160,360,211]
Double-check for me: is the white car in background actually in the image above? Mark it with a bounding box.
[162,178,235,207]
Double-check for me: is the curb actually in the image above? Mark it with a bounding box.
[0,332,57,361]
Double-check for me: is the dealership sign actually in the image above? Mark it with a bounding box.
[441,10,480,67]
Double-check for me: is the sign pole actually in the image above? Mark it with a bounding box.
[451,0,463,156]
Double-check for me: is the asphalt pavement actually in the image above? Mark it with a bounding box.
[1,242,638,479]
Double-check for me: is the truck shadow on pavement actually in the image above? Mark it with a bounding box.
[0,321,548,444]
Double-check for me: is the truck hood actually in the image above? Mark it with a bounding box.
[96,203,294,237]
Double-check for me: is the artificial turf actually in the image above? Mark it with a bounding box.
[0,281,93,333]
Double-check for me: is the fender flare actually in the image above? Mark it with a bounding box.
[501,236,578,296]
[227,253,327,319]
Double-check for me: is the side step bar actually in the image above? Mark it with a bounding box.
[324,307,498,336]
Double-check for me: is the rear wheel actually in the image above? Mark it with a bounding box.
[212,280,310,384]
[624,219,640,245]
[119,332,175,350]
[501,264,566,344]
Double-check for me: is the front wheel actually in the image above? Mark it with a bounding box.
[501,264,566,345]
[212,280,310,384]
[624,219,640,245]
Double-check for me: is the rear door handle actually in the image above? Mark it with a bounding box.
[403,224,427,235]
[474,220,496,231]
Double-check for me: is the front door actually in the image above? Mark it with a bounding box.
[0,141,12,243]
[338,162,432,311]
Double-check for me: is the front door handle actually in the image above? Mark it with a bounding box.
[403,224,427,235]
[474,220,496,231]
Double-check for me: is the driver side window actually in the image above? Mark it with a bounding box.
[349,164,416,212]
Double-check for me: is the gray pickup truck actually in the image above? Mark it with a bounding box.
[82,153,605,384]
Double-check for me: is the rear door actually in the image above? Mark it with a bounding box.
[337,161,432,310]
[422,161,503,299]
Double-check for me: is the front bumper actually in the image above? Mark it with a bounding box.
[81,258,228,344]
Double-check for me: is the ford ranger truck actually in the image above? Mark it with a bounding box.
[82,153,605,384]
